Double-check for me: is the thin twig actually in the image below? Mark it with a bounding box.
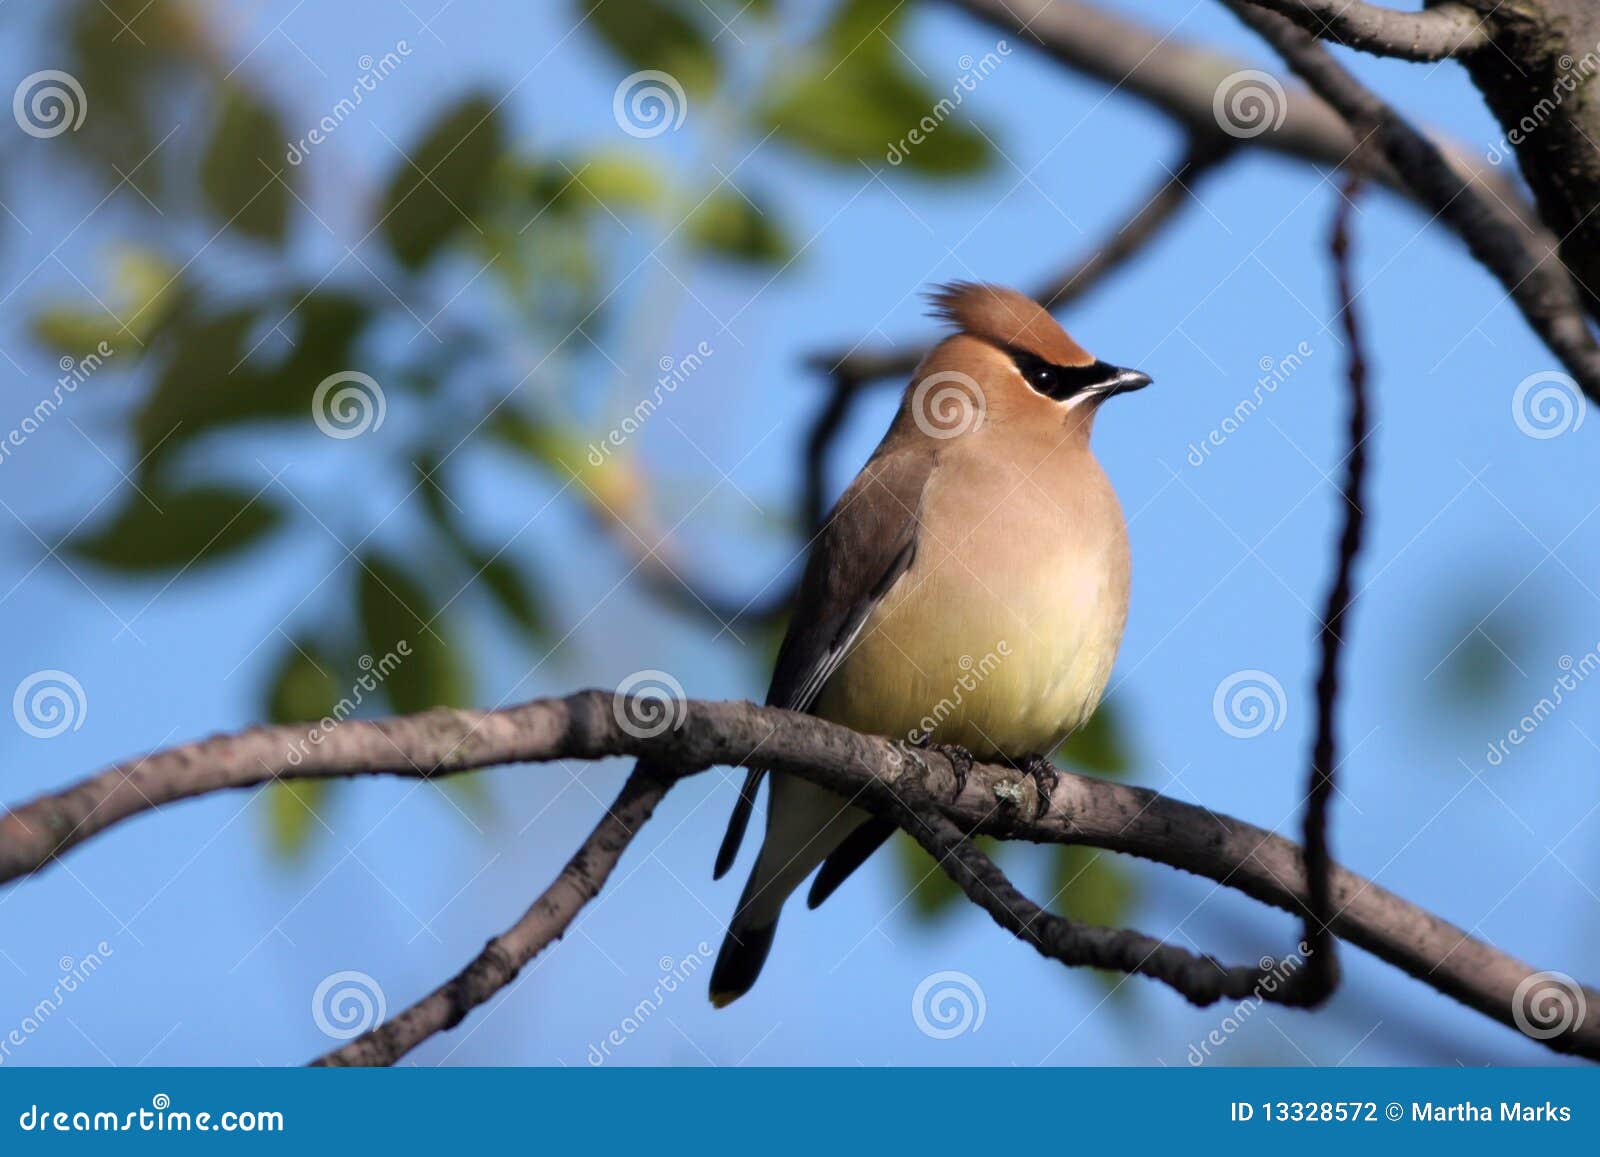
[1238,0,1488,60]
[313,765,671,1066]
[882,782,1287,1005]
[1288,174,1372,1005]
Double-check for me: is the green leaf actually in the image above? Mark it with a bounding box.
[489,411,648,524]
[265,781,332,859]
[31,247,181,358]
[581,0,719,95]
[266,640,342,725]
[758,14,993,176]
[1050,845,1135,928]
[31,307,120,360]
[135,292,371,466]
[1051,844,1137,994]
[262,641,344,858]
[686,190,790,264]
[474,553,549,641]
[379,94,504,269]
[413,455,468,546]
[521,152,665,220]
[1057,699,1132,776]
[439,773,494,823]
[65,484,282,572]
[822,0,908,51]
[274,291,373,391]
[65,0,185,204]
[200,85,293,242]
[411,457,549,642]
[356,554,472,713]
[134,307,258,459]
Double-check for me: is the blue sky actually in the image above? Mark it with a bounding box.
[0,0,1595,1067]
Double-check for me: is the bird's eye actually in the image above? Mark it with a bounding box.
[1011,350,1060,396]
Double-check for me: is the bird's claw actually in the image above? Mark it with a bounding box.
[928,743,974,802]
[1020,754,1058,820]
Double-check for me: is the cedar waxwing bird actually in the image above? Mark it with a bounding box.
[707,282,1151,1007]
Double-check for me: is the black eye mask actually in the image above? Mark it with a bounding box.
[1006,348,1121,401]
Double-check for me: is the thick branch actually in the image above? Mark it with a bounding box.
[1455,0,1600,318]
[1224,1,1600,402]
[3,692,1595,1057]
[314,765,669,1066]
[1240,1,1488,60]
[947,0,1532,223]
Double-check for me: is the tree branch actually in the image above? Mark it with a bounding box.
[1222,0,1600,402]
[1238,1,1489,61]
[3,692,1595,1058]
[1287,174,1372,1005]
[313,764,670,1066]
[879,778,1301,1006]
[945,0,1533,224]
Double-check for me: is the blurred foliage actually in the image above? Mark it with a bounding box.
[19,0,1007,898]
[1409,580,1538,732]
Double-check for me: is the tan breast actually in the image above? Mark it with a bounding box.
[813,426,1130,760]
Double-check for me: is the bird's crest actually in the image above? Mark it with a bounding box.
[926,281,1091,367]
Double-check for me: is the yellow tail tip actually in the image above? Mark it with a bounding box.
[710,990,740,1009]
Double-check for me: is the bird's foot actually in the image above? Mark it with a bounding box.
[1018,753,1058,820]
[926,743,974,803]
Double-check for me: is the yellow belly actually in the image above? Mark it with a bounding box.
[812,464,1129,760]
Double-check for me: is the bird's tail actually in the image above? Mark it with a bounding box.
[709,773,869,1007]
[708,871,780,1008]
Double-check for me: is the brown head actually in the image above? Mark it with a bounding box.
[894,282,1151,444]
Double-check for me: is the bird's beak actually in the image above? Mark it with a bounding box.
[1099,366,1152,397]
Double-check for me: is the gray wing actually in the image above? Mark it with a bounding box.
[712,445,933,879]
